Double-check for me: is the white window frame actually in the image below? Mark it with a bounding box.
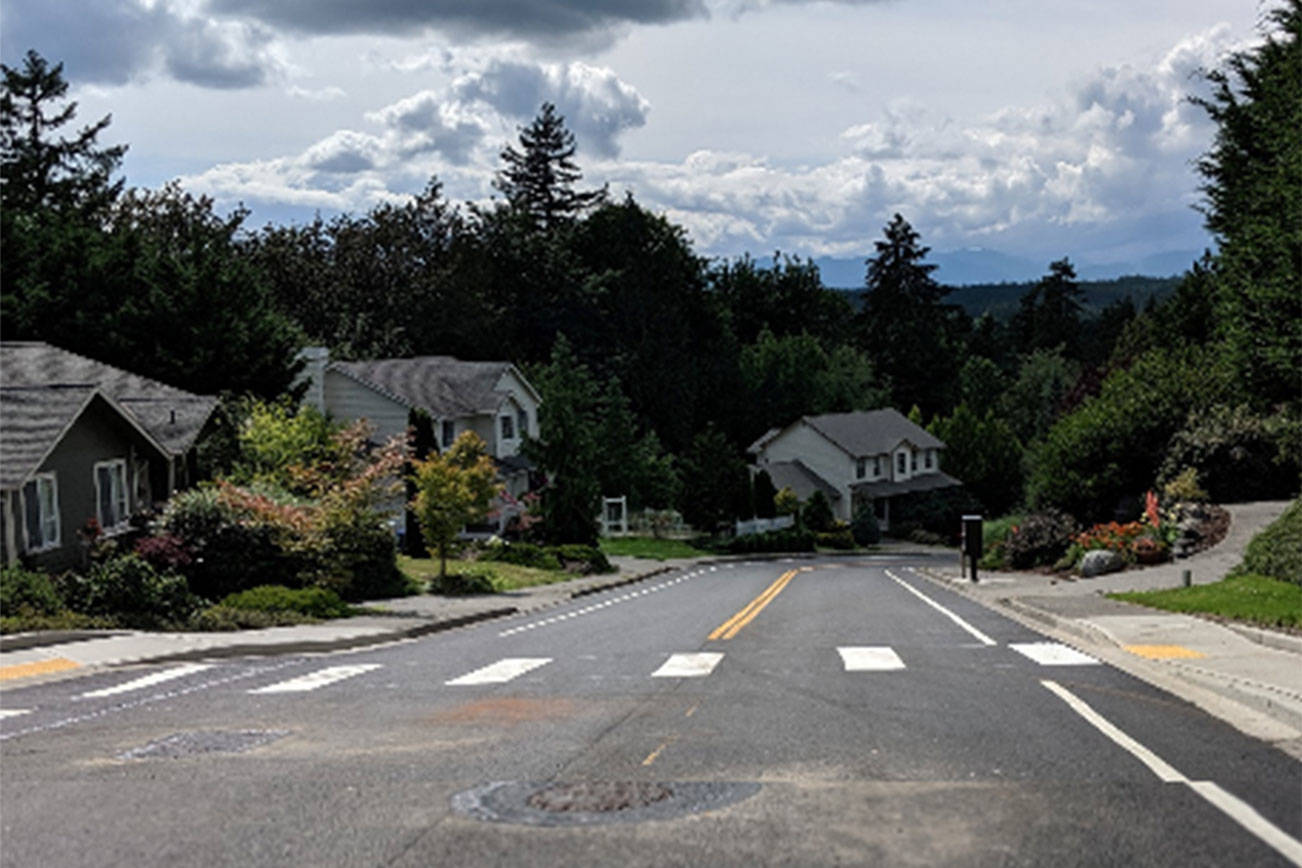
[441,420,455,448]
[22,472,61,552]
[517,408,528,438]
[500,414,515,441]
[94,458,130,533]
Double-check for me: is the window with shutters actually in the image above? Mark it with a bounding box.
[22,473,60,551]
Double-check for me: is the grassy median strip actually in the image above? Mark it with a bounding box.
[1109,574,1302,631]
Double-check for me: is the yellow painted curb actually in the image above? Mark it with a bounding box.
[0,656,81,681]
[1123,644,1207,660]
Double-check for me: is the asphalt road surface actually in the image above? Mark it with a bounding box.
[3,556,1300,867]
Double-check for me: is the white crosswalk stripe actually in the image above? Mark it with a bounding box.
[0,709,33,719]
[249,664,383,694]
[446,658,552,686]
[652,652,723,678]
[1010,642,1099,666]
[81,663,214,699]
[838,646,906,671]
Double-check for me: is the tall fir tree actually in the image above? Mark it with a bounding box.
[493,102,605,231]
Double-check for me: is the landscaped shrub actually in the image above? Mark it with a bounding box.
[0,566,65,617]
[190,606,313,631]
[725,527,816,554]
[219,585,351,618]
[59,554,200,628]
[889,487,982,541]
[429,568,496,595]
[1162,467,1209,503]
[1004,510,1079,569]
[816,527,855,550]
[133,533,193,571]
[1236,499,1302,586]
[549,544,613,574]
[851,504,881,546]
[481,541,562,570]
[1158,406,1301,503]
[318,506,408,601]
[804,491,835,533]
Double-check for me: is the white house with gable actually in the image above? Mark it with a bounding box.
[747,409,962,531]
[295,347,542,507]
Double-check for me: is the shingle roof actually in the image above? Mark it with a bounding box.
[330,357,524,418]
[0,341,218,459]
[763,460,842,503]
[850,471,963,498]
[0,385,97,490]
[802,409,944,457]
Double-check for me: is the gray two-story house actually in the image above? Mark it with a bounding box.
[748,409,962,531]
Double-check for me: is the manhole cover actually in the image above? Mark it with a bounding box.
[453,780,760,826]
[119,730,288,760]
[527,781,672,813]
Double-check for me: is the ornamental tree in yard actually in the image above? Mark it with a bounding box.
[411,432,501,578]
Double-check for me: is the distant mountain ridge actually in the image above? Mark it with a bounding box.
[812,247,1203,288]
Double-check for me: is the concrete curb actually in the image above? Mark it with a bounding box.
[0,630,133,653]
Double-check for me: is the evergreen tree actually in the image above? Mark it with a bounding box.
[1193,1,1302,406]
[493,102,605,231]
[1012,258,1084,358]
[680,425,747,532]
[855,214,959,416]
[753,469,778,519]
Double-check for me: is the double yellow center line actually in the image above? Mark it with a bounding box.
[708,568,804,640]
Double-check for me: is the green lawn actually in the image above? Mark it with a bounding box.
[1109,573,1302,631]
[398,554,573,593]
[598,536,711,560]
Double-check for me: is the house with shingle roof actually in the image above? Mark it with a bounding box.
[295,348,542,531]
[748,409,962,531]
[0,342,218,568]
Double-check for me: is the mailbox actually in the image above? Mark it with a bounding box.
[961,514,983,582]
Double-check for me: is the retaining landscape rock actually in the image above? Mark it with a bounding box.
[1079,549,1126,578]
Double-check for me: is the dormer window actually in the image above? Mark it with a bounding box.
[926,450,934,469]
[896,452,907,475]
[501,414,515,441]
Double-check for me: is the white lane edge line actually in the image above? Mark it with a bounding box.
[1188,780,1302,865]
[1041,680,1302,864]
[80,663,214,699]
[249,664,382,695]
[883,569,996,646]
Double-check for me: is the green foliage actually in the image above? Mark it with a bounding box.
[597,536,710,560]
[429,567,496,595]
[1003,511,1079,569]
[725,527,816,554]
[1195,3,1302,405]
[230,401,341,491]
[855,214,961,417]
[711,253,854,347]
[816,527,856,550]
[753,471,778,519]
[889,487,983,541]
[494,102,605,231]
[850,504,881,546]
[804,490,835,533]
[411,431,501,576]
[0,566,65,617]
[1027,346,1232,521]
[1001,348,1079,446]
[1110,573,1302,630]
[957,355,1008,411]
[978,513,1026,570]
[59,554,200,628]
[1162,468,1209,504]
[189,606,314,631]
[549,544,615,574]
[481,542,563,571]
[219,585,351,618]
[773,487,799,518]
[680,425,749,532]
[928,403,1024,515]
[1158,405,1301,503]
[1011,258,1084,358]
[1235,499,1302,586]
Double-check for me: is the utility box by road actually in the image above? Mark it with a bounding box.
[961,514,983,582]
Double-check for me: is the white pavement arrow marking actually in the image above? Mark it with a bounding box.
[652,652,724,678]
[446,658,552,686]
[838,646,906,671]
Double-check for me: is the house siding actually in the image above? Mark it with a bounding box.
[322,369,411,444]
[756,424,855,519]
[18,398,158,571]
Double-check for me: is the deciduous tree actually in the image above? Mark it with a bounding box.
[411,432,501,578]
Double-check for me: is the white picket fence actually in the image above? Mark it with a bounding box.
[734,515,795,537]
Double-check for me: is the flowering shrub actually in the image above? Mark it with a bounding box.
[1071,491,1176,567]
[1075,521,1147,555]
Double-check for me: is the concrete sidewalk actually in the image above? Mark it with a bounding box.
[917,500,1302,750]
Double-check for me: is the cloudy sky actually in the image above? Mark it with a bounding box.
[2,1,1269,281]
